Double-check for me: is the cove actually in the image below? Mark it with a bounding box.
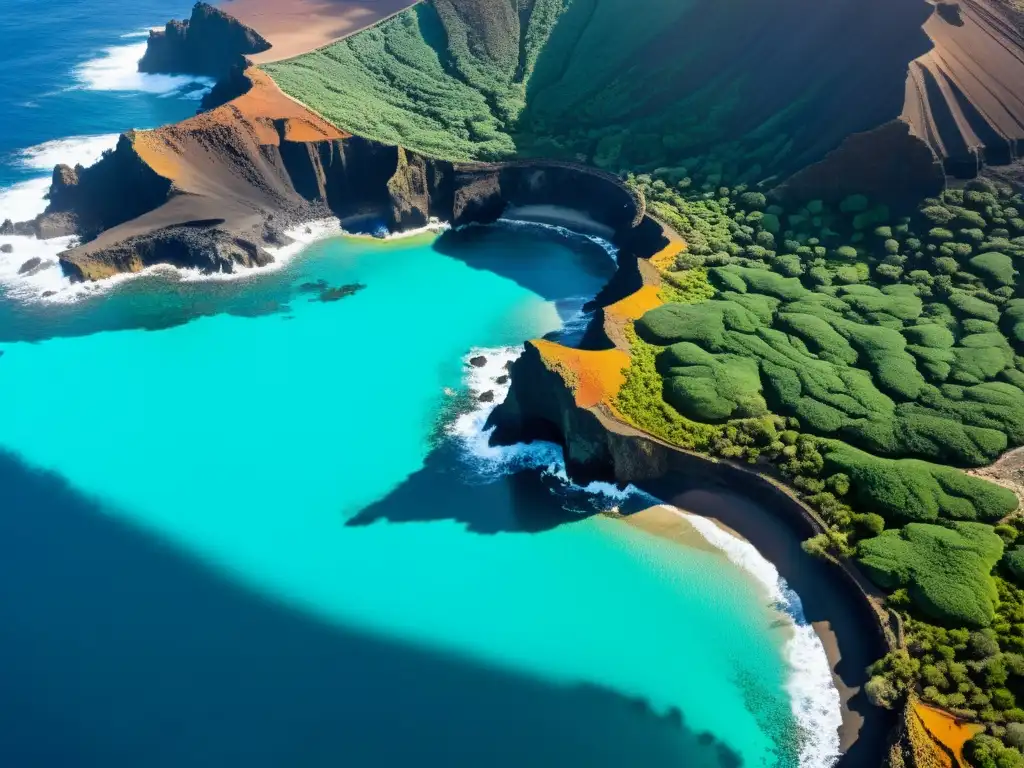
[0,224,806,767]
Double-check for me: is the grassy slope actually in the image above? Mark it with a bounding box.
[265,0,922,178]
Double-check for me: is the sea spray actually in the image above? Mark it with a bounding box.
[451,346,843,768]
[450,346,632,503]
[0,134,123,299]
[72,41,212,97]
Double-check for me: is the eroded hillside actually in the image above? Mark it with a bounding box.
[264,0,1024,201]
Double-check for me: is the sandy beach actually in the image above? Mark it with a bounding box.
[623,485,893,768]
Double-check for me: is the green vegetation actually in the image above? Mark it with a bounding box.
[821,442,1017,525]
[859,523,1004,626]
[625,174,1024,757]
[265,0,904,183]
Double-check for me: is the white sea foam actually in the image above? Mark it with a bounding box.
[0,134,126,300]
[0,177,52,223]
[680,510,843,768]
[449,346,842,768]
[0,234,77,299]
[72,41,213,96]
[120,29,155,39]
[15,134,120,172]
[448,345,634,502]
[495,217,619,264]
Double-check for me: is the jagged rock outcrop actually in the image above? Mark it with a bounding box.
[38,135,172,239]
[138,2,271,79]
[60,224,273,282]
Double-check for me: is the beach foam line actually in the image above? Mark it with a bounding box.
[72,41,213,96]
[680,510,843,768]
[495,217,619,264]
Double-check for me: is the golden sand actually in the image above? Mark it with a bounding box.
[532,339,629,409]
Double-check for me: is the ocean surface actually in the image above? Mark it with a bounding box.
[0,2,841,767]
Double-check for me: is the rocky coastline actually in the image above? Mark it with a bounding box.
[484,214,912,766]
[7,68,644,284]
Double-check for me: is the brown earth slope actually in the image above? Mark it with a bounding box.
[218,0,419,63]
[903,0,1024,171]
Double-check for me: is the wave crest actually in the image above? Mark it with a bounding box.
[72,42,213,97]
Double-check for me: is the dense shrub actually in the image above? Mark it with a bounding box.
[972,252,1018,287]
[1008,547,1024,586]
[859,522,1004,626]
[822,441,1018,524]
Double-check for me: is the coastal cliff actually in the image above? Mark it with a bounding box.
[138,2,271,79]
[13,70,646,283]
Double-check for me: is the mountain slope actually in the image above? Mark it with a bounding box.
[264,0,1024,201]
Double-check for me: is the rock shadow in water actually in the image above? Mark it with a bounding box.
[346,441,647,534]
[432,225,617,303]
[0,450,741,768]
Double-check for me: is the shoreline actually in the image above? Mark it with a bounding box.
[619,501,873,762]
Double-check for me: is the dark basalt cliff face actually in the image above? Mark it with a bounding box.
[138,2,271,79]
[22,119,644,282]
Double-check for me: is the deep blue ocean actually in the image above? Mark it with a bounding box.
[0,2,842,767]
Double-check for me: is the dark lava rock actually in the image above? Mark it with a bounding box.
[17,257,42,274]
[296,279,328,294]
[316,283,366,303]
[41,291,56,298]
[139,3,270,80]
[478,391,495,403]
[496,374,509,385]
[1,244,13,254]
[504,360,514,371]
[470,355,487,368]
[0,219,13,235]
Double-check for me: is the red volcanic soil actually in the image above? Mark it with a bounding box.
[218,0,419,63]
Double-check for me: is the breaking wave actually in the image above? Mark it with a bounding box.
[72,41,212,97]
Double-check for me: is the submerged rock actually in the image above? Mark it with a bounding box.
[296,279,328,293]
[315,283,366,302]
[1,244,13,254]
[470,355,487,367]
[17,257,42,274]
[478,391,495,403]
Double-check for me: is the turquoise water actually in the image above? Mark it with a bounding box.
[0,225,809,767]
